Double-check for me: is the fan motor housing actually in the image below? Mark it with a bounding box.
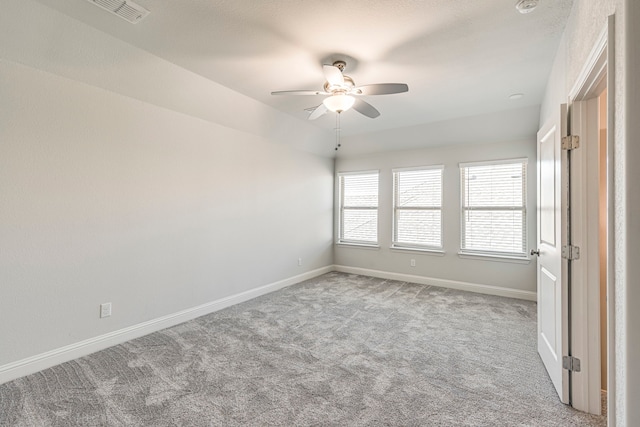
[324,75,355,93]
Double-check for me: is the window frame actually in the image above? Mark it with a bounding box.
[459,158,528,259]
[391,165,444,252]
[336,170,380,247]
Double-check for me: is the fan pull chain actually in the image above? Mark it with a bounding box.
[335,113,342,151]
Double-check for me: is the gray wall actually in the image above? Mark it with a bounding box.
[335,139,537,293]
[0,1,334,367]
[624,1,640,420]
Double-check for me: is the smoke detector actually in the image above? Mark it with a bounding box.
[515,0,539,14]
[87,0,149,24]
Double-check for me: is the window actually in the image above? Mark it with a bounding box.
[460,159,527,257]
[337,171,379,245]
[392,166,443,250]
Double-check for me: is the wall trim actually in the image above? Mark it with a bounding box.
[568,23,609,101]
[0,265,333,385]
[333,265,537,301]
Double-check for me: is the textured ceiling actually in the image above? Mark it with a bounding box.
[33,0,574,138]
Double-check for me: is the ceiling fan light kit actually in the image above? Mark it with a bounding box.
[323,94,355,113]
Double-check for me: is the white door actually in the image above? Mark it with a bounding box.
[535,105,569,403]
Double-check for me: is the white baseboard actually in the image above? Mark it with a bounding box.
[0,266,333,385]
[0,264,534,385]
[333,265,537,301]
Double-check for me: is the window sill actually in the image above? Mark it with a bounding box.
[457,251,531,264]
[390,246,445,256]
[336,242,381,250]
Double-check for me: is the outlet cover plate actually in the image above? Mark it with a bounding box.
[100,302,112,318]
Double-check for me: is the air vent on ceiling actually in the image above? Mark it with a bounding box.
[87,0,149,24]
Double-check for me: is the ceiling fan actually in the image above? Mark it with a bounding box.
[271,60,409,120]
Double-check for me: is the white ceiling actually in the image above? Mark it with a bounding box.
[33,0,574,139]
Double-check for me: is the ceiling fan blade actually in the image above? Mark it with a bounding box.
[352,98,380,118]
[307,104,328,120]
[323,65,344,86]
[354,83,409,95]
[271,90,326,96]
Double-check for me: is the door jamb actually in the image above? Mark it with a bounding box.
[566,17,615,417]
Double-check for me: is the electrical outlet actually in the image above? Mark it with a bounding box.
[410,259,416,267]
[100,302,112,318]
[298,258,303,266]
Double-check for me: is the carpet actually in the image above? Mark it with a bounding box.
[0,272,607,426]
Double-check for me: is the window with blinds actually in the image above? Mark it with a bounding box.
[393,166,443,250]
[338,171,379,245]
[460,159,527,257]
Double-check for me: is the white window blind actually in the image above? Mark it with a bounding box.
[393,167,443,249]
[460,159,527,256]
[338,172,379,244]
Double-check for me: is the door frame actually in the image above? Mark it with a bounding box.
[565,17,615,418]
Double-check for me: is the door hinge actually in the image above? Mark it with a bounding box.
[562,245,580,260]
[562,135,580,150]
[563,356,581,372]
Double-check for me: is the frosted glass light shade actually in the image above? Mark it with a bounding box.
[323,94,355,112]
